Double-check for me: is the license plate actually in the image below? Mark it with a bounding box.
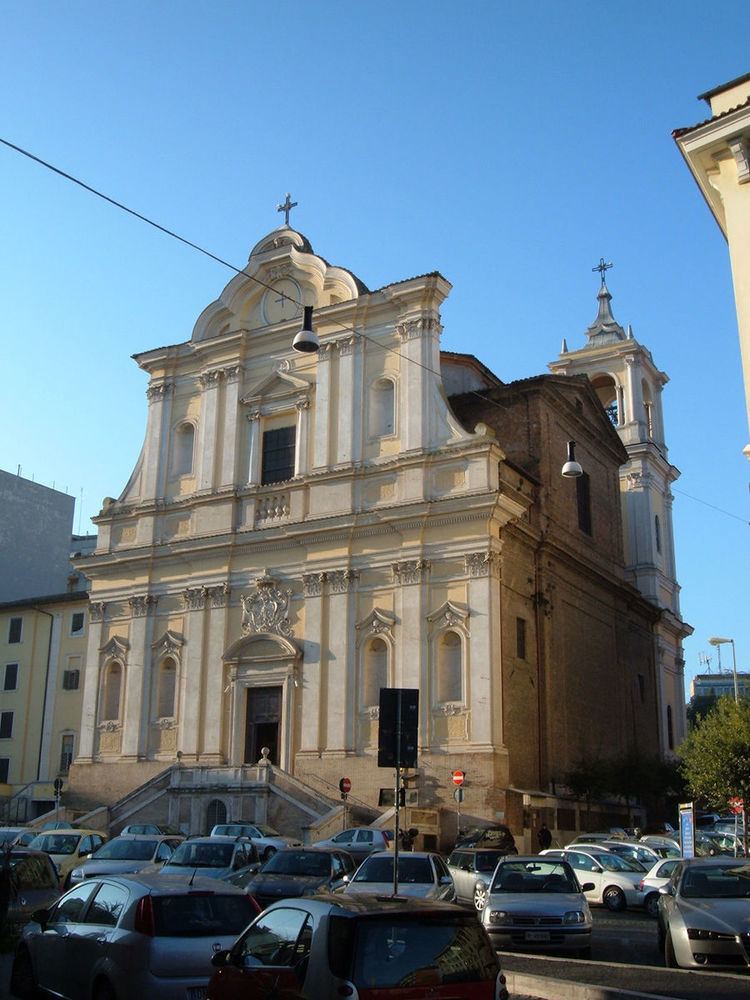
[187,988,207,1000]
[524,931,550,942]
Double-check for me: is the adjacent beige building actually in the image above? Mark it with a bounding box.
[674,72,750,459]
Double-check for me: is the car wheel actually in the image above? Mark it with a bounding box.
[10,949,38,1000]
[473,884,488,911]
[602,886,626,912]
[645,893,659,919]
[263,846,277,861]
[664,929,678,968]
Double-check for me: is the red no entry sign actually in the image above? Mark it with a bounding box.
[452,770,465,787]
[339,777,352,794]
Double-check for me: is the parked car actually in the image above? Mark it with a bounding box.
[207,895,508,999]
[567,833,612,845]
[637,857,681,917]
[597,840,660,868]
[238,847,355,909]
[120,823,183,836]
[639,835,681,858]
[454,825,517,855]
[3,849,60,929]
[694,831,735,857]
[11,872,258,1000]
[158,836,256,880]
[479,855,593,957]
[0,827,35,848]
[446,847,510,909]
[210,823,301,861]
[343,851,455,901]
[67,834,184,887]
[540,848,643,911]
[27,828,107,883]
[642,822,677,837]
[658,857,750,969]
[312,827,393,865]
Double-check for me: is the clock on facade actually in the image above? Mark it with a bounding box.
[263,278,302,325]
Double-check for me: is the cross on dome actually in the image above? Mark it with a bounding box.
[276,193,298,226]
[592,257,613,286]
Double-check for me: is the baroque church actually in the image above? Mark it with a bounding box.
[69,222,690,842]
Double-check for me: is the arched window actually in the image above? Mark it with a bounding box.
[654,514,662,554]
[174,423,195,476]
[667,705,674,751]
[370,378,395,437]
[363,638,388,707]
[157,657,177,718]
[206,799,227,829]
[103,662,122,721]
[437,631,462,703]
[642,380,654,439]
[590,374,620,427]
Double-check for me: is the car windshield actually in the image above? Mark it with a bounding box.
[682,863,750,898]
[0,830,24,844]
[168,843,234,868]
[152,893,255,937]
[475,852,504,873]
[214,825,256,837]
[491,861,577,893]
[330,914,498,986]
[253,825,280,837]
[261,851,330,876]
[595,853,639,873]
[93,839,158,861]
[28,834,80,855]
[353,856,433,884]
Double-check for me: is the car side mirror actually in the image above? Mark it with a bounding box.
[593,866,602,873]
[211,950,231,968]
[475,878,487,890]
[342,874,350,883]
[31,908,49,929]
[581,882,595,893]
[439,875,453,885]
[658,885,674,896]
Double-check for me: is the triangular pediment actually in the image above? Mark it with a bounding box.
[240,363,313,404]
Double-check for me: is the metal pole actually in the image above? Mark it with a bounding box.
[393,694,402,896]
[457,786,461,838]
[730,640,739,703]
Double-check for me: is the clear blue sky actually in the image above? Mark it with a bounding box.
[1,2,748,698]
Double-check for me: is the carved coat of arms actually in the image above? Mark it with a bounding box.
[241,576,292,637]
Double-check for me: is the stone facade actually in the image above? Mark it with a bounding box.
[68,225,670,836]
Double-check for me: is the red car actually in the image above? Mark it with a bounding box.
[208,893,508,999]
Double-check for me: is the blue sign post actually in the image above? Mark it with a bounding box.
[679,802,695,859]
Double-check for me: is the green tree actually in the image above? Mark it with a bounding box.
[563,759,607,830]
[679,696,750,856]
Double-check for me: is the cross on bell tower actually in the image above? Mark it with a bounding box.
[276,193,298,226]
[592,257,613,286]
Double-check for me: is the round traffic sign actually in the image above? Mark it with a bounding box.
[339,777,352,794]
[451,770,465,787]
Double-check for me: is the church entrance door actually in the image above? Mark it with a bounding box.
[244,687,282,764]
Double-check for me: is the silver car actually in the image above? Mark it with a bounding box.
[446,847,509,909]
[67,835,182,887]
[159,836,257,880]
[480,856,593,957]
[210,823,301,861]
[343,851,455,901]
[638,857,680,917]
[658,857,750,969]
[11,872,259,1000]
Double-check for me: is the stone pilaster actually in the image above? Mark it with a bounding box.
[142,382,174,499]
[77,603,107,761]
[336,337,357,465]
[220,365,242,487]
[465,550,502,748]
[300,573,326,753]
[247,411,262,485]
[121,595,158,758]
[294,399,310,477]
[392,559,430,743]
[325,570,359,751]
[180,587,207,759]
[197,369,223,491]
[201,585,231,761]
[313,342,334,469]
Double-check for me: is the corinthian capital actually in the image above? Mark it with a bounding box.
[129,594,158,617]
[392,559,430,585]
[146,381,174,401]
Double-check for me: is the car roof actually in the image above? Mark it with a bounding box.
[678,856,748,867]
[184,835,248,844]
[74,872,249,895]
[361,850,436,860]
[267,893,470,918]
[450,846,507,854]
[7,848,56,861]
[108,833,175,842]
[500,855,570,864]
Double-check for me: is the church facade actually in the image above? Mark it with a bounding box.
[70,225,674,836]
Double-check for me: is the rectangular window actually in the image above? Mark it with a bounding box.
[576,472,592,535]
[261,426,296,485]
[0,758,8,783]
[60,734,75,774]
[8,618,22,644]
[62,670,80,691]
[0,712,13,739]
[3,664,18,691]
[516,617,526,660]
[70,612,85,636]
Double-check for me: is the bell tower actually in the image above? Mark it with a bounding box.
[549,266,692,755]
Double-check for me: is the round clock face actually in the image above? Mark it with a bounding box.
[263,278,302,325]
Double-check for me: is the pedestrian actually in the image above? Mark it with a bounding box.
[537,822,552,851]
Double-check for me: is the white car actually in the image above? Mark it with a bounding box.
[343,851,456,901]
[209,823,300,861]
[638,857,681,917]
[540,848,643,911]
